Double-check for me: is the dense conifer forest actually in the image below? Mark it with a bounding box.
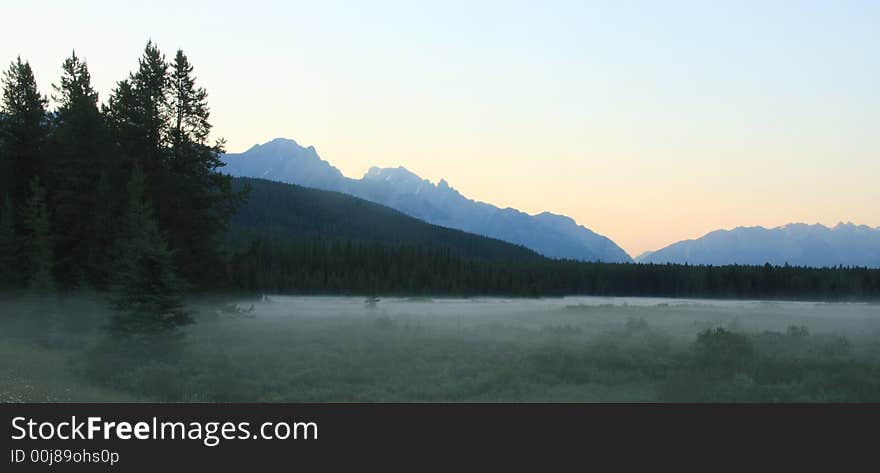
[230,179,880,299]
[0,43,243,333]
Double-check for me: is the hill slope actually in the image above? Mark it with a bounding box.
[230,177,541,261]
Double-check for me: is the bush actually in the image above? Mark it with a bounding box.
[692,327,754,378]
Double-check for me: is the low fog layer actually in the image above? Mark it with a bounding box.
[2,293,880,402]
[245,295,880,335]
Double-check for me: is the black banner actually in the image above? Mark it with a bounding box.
[2,403,877,470]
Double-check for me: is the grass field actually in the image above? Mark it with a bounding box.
[2,293,880,402]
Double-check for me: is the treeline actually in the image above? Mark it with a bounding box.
[231,236,880,300]
[0,43,241,330]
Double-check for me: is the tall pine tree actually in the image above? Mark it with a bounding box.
[163,49,241,283]
[133,41,169,185]
[49,51,111,286]
[169,50,210,148]
[107,41,169,183]
[0,57,48,208]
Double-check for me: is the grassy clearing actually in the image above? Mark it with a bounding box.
[0,339,141,402]
[2,294,880,402]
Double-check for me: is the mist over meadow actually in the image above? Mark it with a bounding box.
[3,293,879,402]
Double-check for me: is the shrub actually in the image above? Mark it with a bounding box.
[692,327,754,378]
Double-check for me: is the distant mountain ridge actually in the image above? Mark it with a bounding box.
[637,223,880,268]
[222,138,632,262]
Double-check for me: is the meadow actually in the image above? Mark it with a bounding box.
[2,293,880,402]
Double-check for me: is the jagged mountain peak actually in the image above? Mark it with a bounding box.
[223,137,342,186]
[364,165,422,182]
[248,137,303,152]
[222,137,633,263]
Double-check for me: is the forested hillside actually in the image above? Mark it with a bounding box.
[227,179,880,299]
[229,177,539,261]
[229,236,880,299]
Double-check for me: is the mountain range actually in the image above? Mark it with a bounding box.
[637,223,880,268]
[222,138,632,263]
[222,138,880,269]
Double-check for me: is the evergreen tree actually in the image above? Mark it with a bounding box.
[0,195,18,287]
[105,78,140,162]
[169,50,210,149]
[109,166,190,335]
[107,41,168,181]
[0,57,48,207]
[22,177,54,291]
[132,41,169,177]
[163,49,241,283]
[105,41,243,289]
[53,51,99,114]
[49,51,111,286]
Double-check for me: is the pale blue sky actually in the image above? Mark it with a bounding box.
[2,0,878,255]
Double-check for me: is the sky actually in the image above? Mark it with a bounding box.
[2,0,878,257]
